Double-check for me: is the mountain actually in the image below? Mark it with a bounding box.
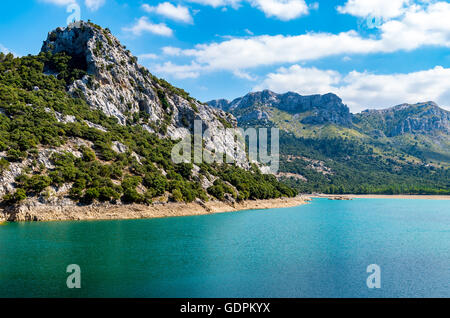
[41,21,247,166]
[208,90,450,194]
[0,22,296,220]
[355,102,450,137]
[209,90,353,126]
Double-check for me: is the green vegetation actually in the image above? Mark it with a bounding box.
[208,164,297,201]
[216,115,233,129]
[0,52,295,207]
[278,132,450,195]
[230,101,449,195]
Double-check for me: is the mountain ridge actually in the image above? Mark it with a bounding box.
[209,89,353,127]
[208,90,450,194]
[41,21,248,167]
[207,90,449,136]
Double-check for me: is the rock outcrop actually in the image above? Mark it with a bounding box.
[41,21,247,167]
[357,102,450,137]
[208,90,353,127]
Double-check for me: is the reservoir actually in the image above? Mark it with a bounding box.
[0,198,449,297]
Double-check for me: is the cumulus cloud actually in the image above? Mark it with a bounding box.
[161,1,450,73]
[85,0,105,11]
[142,2,194,24]
[153,61,202,79]
[186,0,309,20]
[166,31,381,71]
[337,0,412,19]
[123,17,173,37]
[162,46,184,55]
[186,0,241,8]
[255,65,450,112]
[138,53,159,60]
[250,0,309,20]
[254,65,341,95]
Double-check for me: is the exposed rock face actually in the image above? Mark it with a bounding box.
[207,99,231,111]
[208,90,353,127]
[357,102,450,137]
[41,21,247,167]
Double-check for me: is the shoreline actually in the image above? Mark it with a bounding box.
[0,196,309,223]
[311,194,450,200]
[2,193,448,223]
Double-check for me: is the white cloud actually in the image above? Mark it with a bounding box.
[123,17,173,37]
[378,1,450,51]
[162,2,450,73]
[186,0,309,20]
[186,0,241,8]
[250,0,309,21]
[337,0,411,19]
[233,70,256,80]
[256,65,450,112]
[142,2,194,24]
[153,61,202,79]
[255,65,340,95]
[39,0,76,5]
[244,28,254,35]
[164,31,382,70]
[85,0,106,11]
[138,53,159,60]
[162,46,184,55]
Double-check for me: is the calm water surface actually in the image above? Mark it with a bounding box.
[0,198,449,297]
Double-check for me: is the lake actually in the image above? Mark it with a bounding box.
[0,198,449,297]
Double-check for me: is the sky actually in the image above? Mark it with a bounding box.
[0,0,449,112]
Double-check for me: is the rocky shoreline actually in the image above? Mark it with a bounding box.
[0,196,309,222]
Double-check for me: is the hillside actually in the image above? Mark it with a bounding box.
[0,22,296,220]
[208,90,450,194]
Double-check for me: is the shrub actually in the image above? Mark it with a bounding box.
[25,175,52,193]
[83,188,100,203]
[81,146,96,162]
[0,158,10,173]
[175,163,193,180]
[171,188,183,202]
[14,189,27,202]
[121,188,143,204]
[143,172,168,197]
[98,186,120,202]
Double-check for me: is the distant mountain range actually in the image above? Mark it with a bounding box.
[208,90,450,194]
[208,90,449,136]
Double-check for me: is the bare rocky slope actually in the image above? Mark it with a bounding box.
[42,21,246,165]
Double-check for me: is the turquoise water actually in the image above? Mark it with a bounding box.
[0,198,449,298]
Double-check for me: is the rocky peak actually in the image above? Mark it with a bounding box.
[40,21,247,167]
[208,90,353,126]
[361,102,450,136]
[207,99,231,111]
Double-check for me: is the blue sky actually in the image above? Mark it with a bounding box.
[0,0,449,112]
